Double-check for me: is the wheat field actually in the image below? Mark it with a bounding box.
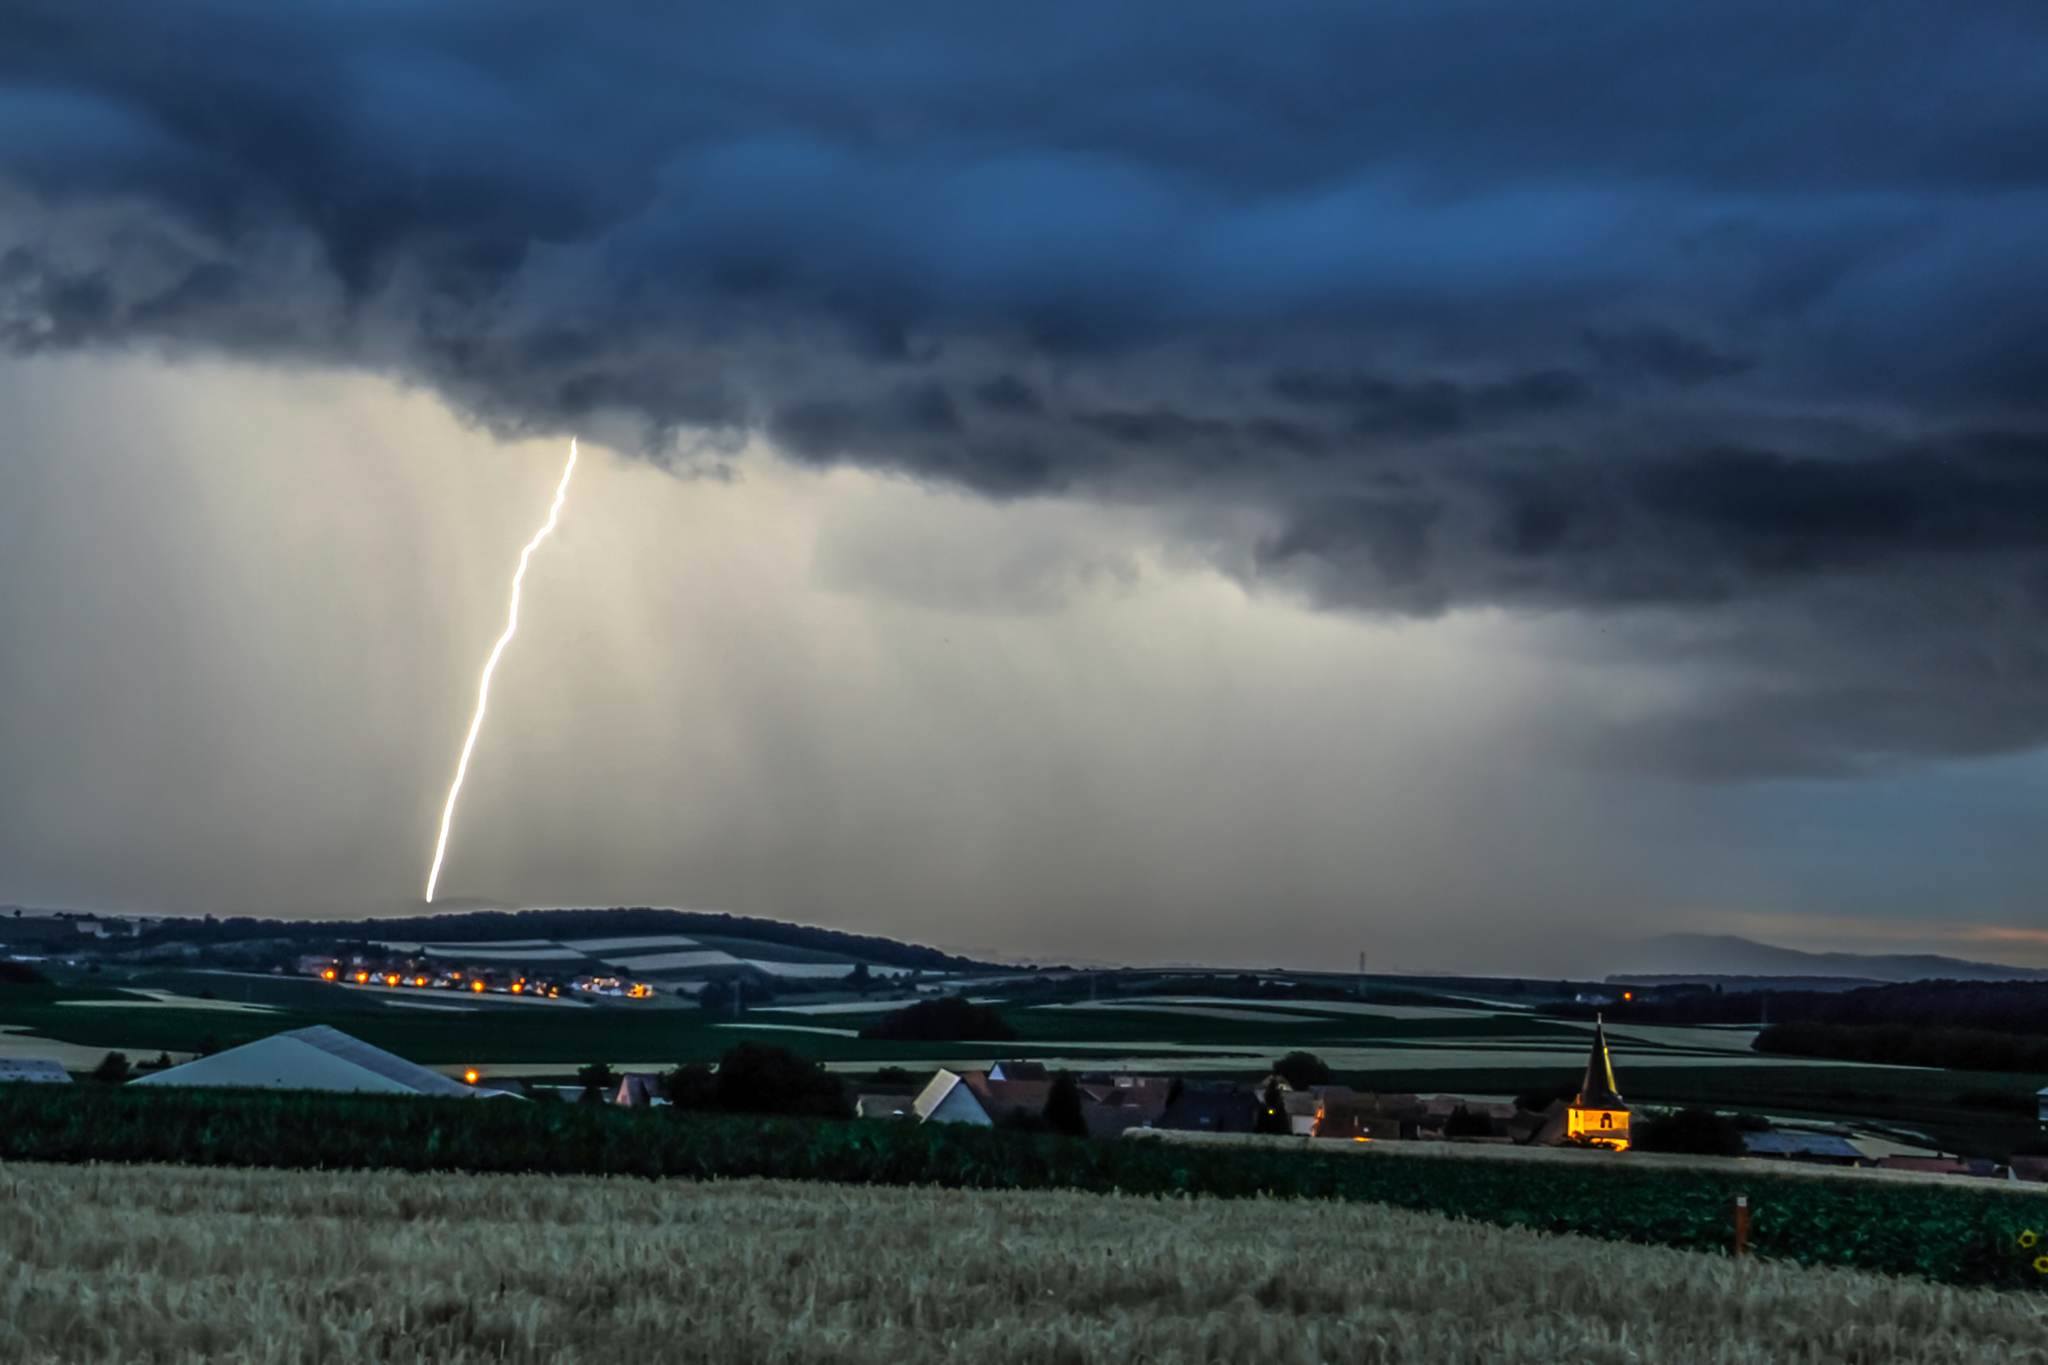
[2,1162,2044,1363]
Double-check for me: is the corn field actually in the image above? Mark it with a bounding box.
[3,1161,2046,1364]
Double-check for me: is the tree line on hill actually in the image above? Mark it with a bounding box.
[1551,978,2048,1032]
[1753,1021,2048,1074]
[125,907,989,971]
[1548,979,2048,1071]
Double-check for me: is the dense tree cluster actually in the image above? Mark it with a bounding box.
[859,996,1015,1042]
[1270,1052,1332,1090]
[1630,1108,1759,1157]
[661,1043,851,1120]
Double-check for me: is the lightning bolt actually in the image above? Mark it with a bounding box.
[424,438,579,903]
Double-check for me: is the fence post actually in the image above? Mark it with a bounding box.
[1732,1194,1750,1259]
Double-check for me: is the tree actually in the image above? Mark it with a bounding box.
[1444,1105,1494,1138]
[576,1061,617,1104]
[91,1051,131,1084]
[713,1043,851,1118]
[1633,1107,1746,1157]
[846,962,873,996]
[859,996,1015,1042]
[698,977,776,1017]
[1044,1072,1088,1138]
[1271,1051,1331,1090]
[663,1061,719,1110]
[1256,1079,1292,1135]
[1514,1079,1578,1113]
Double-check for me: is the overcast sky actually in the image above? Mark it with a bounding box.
[5,4,2048,973]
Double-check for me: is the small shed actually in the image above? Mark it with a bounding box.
[856,1091,916,1120]
[0,1059,72,1085]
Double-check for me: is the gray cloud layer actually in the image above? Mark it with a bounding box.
[5,3,2048,775]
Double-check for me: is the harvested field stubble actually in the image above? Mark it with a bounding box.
[1,1163,2045,1364]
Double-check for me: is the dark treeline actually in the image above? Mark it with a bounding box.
[129,908,988,971]
[1755,1022,2048,1074]
[1549,980,2048,1034]
[859,996,1016,1042]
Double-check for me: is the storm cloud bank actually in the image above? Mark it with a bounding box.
[5,2,2048,775]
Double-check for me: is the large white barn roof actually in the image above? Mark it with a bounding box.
[128,1025,478,1098]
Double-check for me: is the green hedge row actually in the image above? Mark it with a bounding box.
[4,1085,2045,1289]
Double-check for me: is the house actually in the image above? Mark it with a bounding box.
[2008,1155,2048,1184]
[0,1059,71,1085]
[988,1060,1049,1082]
[1314,1090,1431,1142]
[1156,1082,1258,1134]
[2036,1085,2048,1128]
[1564,1016,1630,1149]
[1074,1074,1172,1137]
[912,1069,994,1126]
[127,1025,490,1098]
[1079,1074,1173,1112]
[1741,1131,1867,1166]
[856,1092,917,1120]
[613,1074,669,1107]
[961,1071,1052,1123]
[1281,1090,1322,1136]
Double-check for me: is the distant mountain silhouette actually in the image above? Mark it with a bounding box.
[1619,933,2048,983]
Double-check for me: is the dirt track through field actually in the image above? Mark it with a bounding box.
[2,1162,2043,1363]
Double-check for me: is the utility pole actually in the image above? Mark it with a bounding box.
[1357,951,1367,1002]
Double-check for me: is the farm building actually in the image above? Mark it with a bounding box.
[613,1074,668,1107]
[1740,1131,1867,1166]
[128,1026,487,1098]
[0,1059,71,1084]
[856,1092,915,1120]
[911,1069,993,1126]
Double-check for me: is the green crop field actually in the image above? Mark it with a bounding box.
[5,1086,2048,1291]
[10,1163,2044,1364]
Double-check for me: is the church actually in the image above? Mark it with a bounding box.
[1563,1015,1631,1149]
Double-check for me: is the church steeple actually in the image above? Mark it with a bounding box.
[1563,1012,1631,1149]
[1577,1014,1624,1109]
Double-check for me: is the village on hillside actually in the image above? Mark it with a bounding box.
[11,1007,2039,1184]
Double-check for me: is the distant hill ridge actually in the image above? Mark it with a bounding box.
[131,907,994,972]
[1620,933,2048,984]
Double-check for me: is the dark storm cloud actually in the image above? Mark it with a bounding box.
[4,1,2048,774]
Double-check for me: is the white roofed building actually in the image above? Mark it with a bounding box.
[0,1059,72,1084]
[911,1069,993,1126]
[128,1026,486,1098]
